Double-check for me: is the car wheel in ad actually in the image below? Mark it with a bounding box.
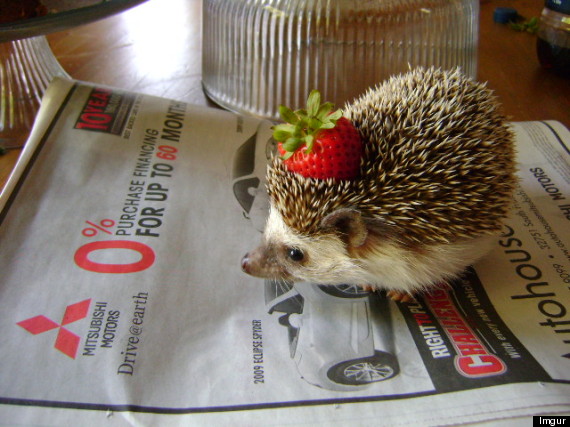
[327,351,399,386]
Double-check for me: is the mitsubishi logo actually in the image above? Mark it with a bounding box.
[17,299,91,359]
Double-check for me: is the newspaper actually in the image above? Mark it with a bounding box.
[0,78,568,426]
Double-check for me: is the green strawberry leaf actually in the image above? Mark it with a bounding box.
[304,134,314,153]
[295,108,308,118]
[283,137,303,152]
[272,123,295,142]
[293,121,306,138]
[279,105,299,124]
[328,109,343,121]
[320,122,336,130]
[306,90,321,116]
[273,129,292,142]
[308,117,322,130]
[316,102,334,120]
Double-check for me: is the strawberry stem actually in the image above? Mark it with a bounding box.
[272,90,342,158]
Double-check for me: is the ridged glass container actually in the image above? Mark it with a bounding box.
[202,0,479,120]
[0,36,68,148]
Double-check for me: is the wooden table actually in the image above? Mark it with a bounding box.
[1,0,569,190]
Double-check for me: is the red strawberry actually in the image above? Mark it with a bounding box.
[272,90,362,180]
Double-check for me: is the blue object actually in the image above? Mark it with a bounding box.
[493,7,519,24]
[546,0,570,15]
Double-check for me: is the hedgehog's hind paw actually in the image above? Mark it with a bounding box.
[386,290,417,302]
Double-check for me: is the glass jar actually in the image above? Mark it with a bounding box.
[202,0,479,120]
[537,0,570,78]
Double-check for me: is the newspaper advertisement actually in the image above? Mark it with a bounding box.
[0,78,568,426]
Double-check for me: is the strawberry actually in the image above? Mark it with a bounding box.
[272,90,362,180]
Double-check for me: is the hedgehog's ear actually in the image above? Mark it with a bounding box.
[321,208,368,248]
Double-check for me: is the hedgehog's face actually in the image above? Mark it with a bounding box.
[241,206,369,284]
[241,204,499,293]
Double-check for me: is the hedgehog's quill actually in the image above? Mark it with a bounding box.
[241,67,517,300]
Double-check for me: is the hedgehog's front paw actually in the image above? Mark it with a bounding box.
[387,290,416,302]
[360,284,376,292]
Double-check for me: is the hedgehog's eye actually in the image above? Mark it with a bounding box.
[287,247,304,262]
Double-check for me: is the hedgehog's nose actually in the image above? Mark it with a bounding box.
[241,253,251,274]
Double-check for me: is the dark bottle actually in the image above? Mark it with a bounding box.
[537,0,570,77]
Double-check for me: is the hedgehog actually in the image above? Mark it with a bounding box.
[241,67,517,300]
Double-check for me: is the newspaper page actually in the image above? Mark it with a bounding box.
[0,78,568,426]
